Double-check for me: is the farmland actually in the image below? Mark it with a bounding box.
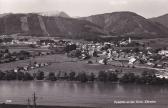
[0,53,156,77]
[1,36,168,80]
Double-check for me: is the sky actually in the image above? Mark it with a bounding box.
[0,0,168,18]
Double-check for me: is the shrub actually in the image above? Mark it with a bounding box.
[47,72,57,81]
[36,70,44,80]
[23,72,33,81]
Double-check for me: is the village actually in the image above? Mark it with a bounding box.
[0,35,168,82]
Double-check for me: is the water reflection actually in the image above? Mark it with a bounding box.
[0,81,168,107]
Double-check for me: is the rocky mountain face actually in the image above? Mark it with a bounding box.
[81,12,168,37]
[150,14,168,28]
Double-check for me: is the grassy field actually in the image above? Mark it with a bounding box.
[8,47,49,53]
[2,37,165,76]
[0,53,156,76]
[134,38,168,48]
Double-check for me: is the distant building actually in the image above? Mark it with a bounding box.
[158,50,168,56]
[128,37,132,44]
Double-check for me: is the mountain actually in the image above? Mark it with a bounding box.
[39,11,70,18]
[0,13,12,18]
[150,14,168,28]
[1,12,168,40]
[81,11,168,37]
[0,13,107,40]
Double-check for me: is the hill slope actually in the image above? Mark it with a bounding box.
[150,14,168,28]
[1,12,168,40]
[81,11,168,37]
[0,13,107,39]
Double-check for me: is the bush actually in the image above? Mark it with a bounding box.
[89,73,95,81]
[36,70,44,80]
[47,72,57,81]
[23,72,33,81]
[0,71,5,80]
[63,72,69,80]
[107,72,118,82]
[120,73,136,83]
[98,71,107,82]
[87,60,93,64]
[4,71,17,80]
[77,72,88,83]
[16,72,24,80]
[69,72,76,81]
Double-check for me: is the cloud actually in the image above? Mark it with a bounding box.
[0,0,168,18]
[109,0,128,5]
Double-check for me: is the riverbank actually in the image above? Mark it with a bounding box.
[0,69,167,85]
[0,104,95,108]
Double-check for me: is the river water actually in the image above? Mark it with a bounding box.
[0,81,168,108]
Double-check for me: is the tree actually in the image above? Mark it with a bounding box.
[103,58,108,65]
[17,50,30,60]
[0,71,5,80]
[120,73,136,83]
[63,72,69,80]
[98,71,107,82]
[89,73,95,81]
[93,51,98,57]
[17,71,24,80]
[69,71,76,81]
[4,48,9,53]
[3,38,13,43]
[142,71,148,77]
[140,71,158,84]
[107,72,118,82]
[56,71,61,79]
[36,70,44,80]
[65,44,77,53]
[77,72,88,83]
[4,71,17,80]
[47,72,57,81]
[67,50,81,58]
[23,72,33,81]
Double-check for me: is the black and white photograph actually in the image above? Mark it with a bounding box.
[0,0,168,108]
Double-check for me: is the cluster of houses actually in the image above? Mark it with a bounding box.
[75,39,167,67]
[0,37,37,45]
[1,36,168,79]
[60,38,168,79]
[13,62,50,73]
[35,37,168,71]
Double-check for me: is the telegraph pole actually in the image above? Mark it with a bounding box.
[33,92,37,108]
[27,98,31,108]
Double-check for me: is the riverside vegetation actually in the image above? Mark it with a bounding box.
[0,70,168,85]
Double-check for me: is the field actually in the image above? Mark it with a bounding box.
[134,38,168,48]
[0,53,156,76]
[1,37,166,76]
[8,47,49,53]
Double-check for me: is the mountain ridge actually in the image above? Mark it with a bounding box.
[38,11,70,18]
[0,13,107,40]
[150,14,168,28]
[0,11,168,40]
[80,11,168,37]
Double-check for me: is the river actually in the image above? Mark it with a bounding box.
[0,81,168,108]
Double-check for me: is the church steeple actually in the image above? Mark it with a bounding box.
[128,37,131,43]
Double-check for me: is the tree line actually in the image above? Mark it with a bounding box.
[0,70,168,85]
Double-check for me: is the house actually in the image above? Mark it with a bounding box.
[158,50,168,56]
[128,57,136,65]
